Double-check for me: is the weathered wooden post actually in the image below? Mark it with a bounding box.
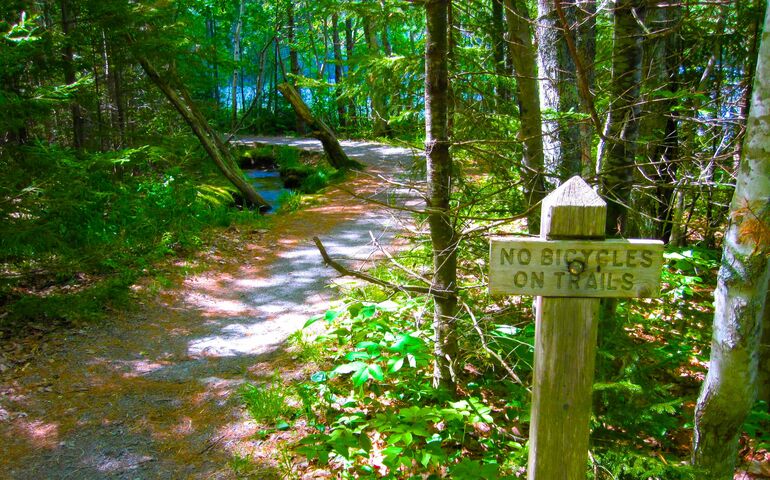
[489,177,664,479]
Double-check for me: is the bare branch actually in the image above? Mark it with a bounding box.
[313,236,449,298]
[369,231,432,286]
[462,302,524,385]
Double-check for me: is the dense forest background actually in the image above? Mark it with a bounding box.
[1,0,769,478]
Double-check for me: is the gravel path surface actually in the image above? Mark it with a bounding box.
[0,137,420,479]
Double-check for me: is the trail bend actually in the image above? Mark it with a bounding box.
[0,137,420,479]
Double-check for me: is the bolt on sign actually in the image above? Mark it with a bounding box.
[489,238,664,298]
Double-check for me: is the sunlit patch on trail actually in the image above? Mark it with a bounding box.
[120,359,169,377]
[88,452,155,473]
[183,293,253,315]
[187,314,306,357]
[231,278,266,289]
[14,419,59,448]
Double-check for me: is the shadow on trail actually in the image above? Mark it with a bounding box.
[0,137,418,479]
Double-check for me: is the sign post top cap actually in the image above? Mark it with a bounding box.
[543,176,605,208]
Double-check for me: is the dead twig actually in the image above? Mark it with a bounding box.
[313,236,450,298]
[368,232,432,286]
[462,302,524,386]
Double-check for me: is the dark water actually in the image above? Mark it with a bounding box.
[245,169,289,212]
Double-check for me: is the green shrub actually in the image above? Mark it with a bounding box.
[0,139,248,329]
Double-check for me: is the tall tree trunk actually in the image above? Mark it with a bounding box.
[446,0,457,137]
[668,187,686,246]
[491,0,510,103]
[425,0,458,390]
[231,0,244,129]
[332,13,347,127]
[105,36,126,148]
[640,0,680,242]
[600,0,645,236]
[363,16,390,137]
[380,0,393,56]
[575,0,596,177]
[344,17,358,125]
[737,0,763,166]
[91,37,105,150]
[304,16,325,78]
[270,39,279,114]
[692,5,770,475]
[206,16,220,108]
[254,43,268,119]
[60,0,85,149]
[136,56,269,210]
[287,1,305,134]
[536,0,581,184]
[504,0,546,233]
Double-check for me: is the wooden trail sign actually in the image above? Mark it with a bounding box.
[488,177,664,480]
[489,238,664,298]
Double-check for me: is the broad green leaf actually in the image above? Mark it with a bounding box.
[345,351,376,361]
[388,357,404,373]
[351,366,371,386]
[367,364,384,381]
[332,361,367,375]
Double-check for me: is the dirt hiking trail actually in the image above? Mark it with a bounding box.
[0,138,420,479]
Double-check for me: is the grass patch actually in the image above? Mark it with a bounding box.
[240,380,294,425]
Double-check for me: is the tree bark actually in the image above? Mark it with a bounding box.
[575,0,596,178]
[425,0,458,390]
[639,1,681,242]
[287,1,305,134]
[231,0,244,129]
[60,0,85,149]
[332,13,346,127]
[277,83,365,171]
[104,34,126,148]
[380,0,393,56]
[446,0,457,137]
[600,0,645,236]
[492,0,510,103]
[504,0,546,233]
[137,56,269,210]
[737,0,763,166]
[536,0,581,184]
[363,15,390,137]
[692,4,770,476]
[206,16,220,108]
[344,17,358,125]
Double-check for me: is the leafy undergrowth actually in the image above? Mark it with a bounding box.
[234,241,770,479]
[0,137,265,334]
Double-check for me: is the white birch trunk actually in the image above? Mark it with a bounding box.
[692,3,770,477]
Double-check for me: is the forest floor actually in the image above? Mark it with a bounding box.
[0,137,420,479]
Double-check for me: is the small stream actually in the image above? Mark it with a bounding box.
[244,169,290,212]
